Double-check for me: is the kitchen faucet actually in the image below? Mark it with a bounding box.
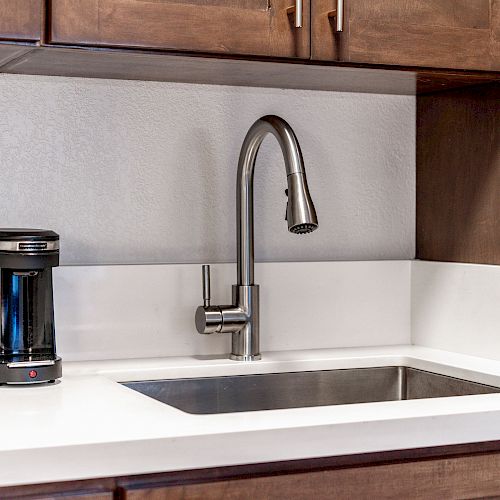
[195,115,318,361]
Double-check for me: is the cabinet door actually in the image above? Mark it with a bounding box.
[0,0,42,41]
[312,0,499,71]
[119,452,500,499]
[49,0,310,59]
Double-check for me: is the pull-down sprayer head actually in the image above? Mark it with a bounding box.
[286,172,318,234]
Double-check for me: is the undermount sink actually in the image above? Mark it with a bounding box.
[122,367,500,415]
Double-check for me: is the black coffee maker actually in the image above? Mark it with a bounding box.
[0,229,62,384]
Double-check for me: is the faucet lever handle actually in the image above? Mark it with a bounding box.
[202,264,211,307]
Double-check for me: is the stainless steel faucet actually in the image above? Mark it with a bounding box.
[195,115,318,361]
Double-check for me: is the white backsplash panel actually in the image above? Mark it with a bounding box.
[412,261,500,361]
[0,74,415,265]
[54,261,411,361]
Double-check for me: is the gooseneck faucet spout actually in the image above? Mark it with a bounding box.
[237,115,318,286]
[195,115,318,361]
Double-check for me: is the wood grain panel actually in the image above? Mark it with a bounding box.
[3,443,500,498]
[346,0,499,70]
[0,476,117,499]
[121,452,500,500]
[49,0,310,59]
[0,488,113,500]
[313,0,499,70]
[492,0,500,66]
[348,21,493,70]
[349,0,490,29]
[417,83,500,264]
[0,0,42,41]
[51,493,113,500]
[311,0,343,61]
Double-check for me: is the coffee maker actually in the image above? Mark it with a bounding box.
[0,229,62,384]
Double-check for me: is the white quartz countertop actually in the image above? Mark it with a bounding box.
[2,345,500,487]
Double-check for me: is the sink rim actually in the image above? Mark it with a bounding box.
[121,365,500,415]
[121,365,500,389]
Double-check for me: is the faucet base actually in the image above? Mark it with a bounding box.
[230,353,262,362]
[231,284,260,361]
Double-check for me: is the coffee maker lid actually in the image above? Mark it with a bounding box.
[0,229,59,242]
[0,229,59,256]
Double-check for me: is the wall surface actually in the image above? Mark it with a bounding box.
[412,261,500,361]
[54,261,411,361]
[0,74,415,265]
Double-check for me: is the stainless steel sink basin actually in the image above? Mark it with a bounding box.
[122,367,500,415]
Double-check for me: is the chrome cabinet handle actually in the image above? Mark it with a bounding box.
[336,0,344,32]
[286,1,303,28]
[295,0,303,28]
[328,0,344,32]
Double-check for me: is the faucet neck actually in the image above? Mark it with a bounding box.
[236,116,305,286]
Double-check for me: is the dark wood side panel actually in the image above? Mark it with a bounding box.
[120,452,500,500]
[0,0,42,41]
[48,0,310,59]
[417,83,500,264]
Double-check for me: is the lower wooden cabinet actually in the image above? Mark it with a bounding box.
[312,0,500,71]
[118,453,500,499]
[4,444,500,500]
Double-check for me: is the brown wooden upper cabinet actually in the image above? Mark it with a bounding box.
[49,0,310,59]
[312,0,500,71]
[0,0,42,42]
